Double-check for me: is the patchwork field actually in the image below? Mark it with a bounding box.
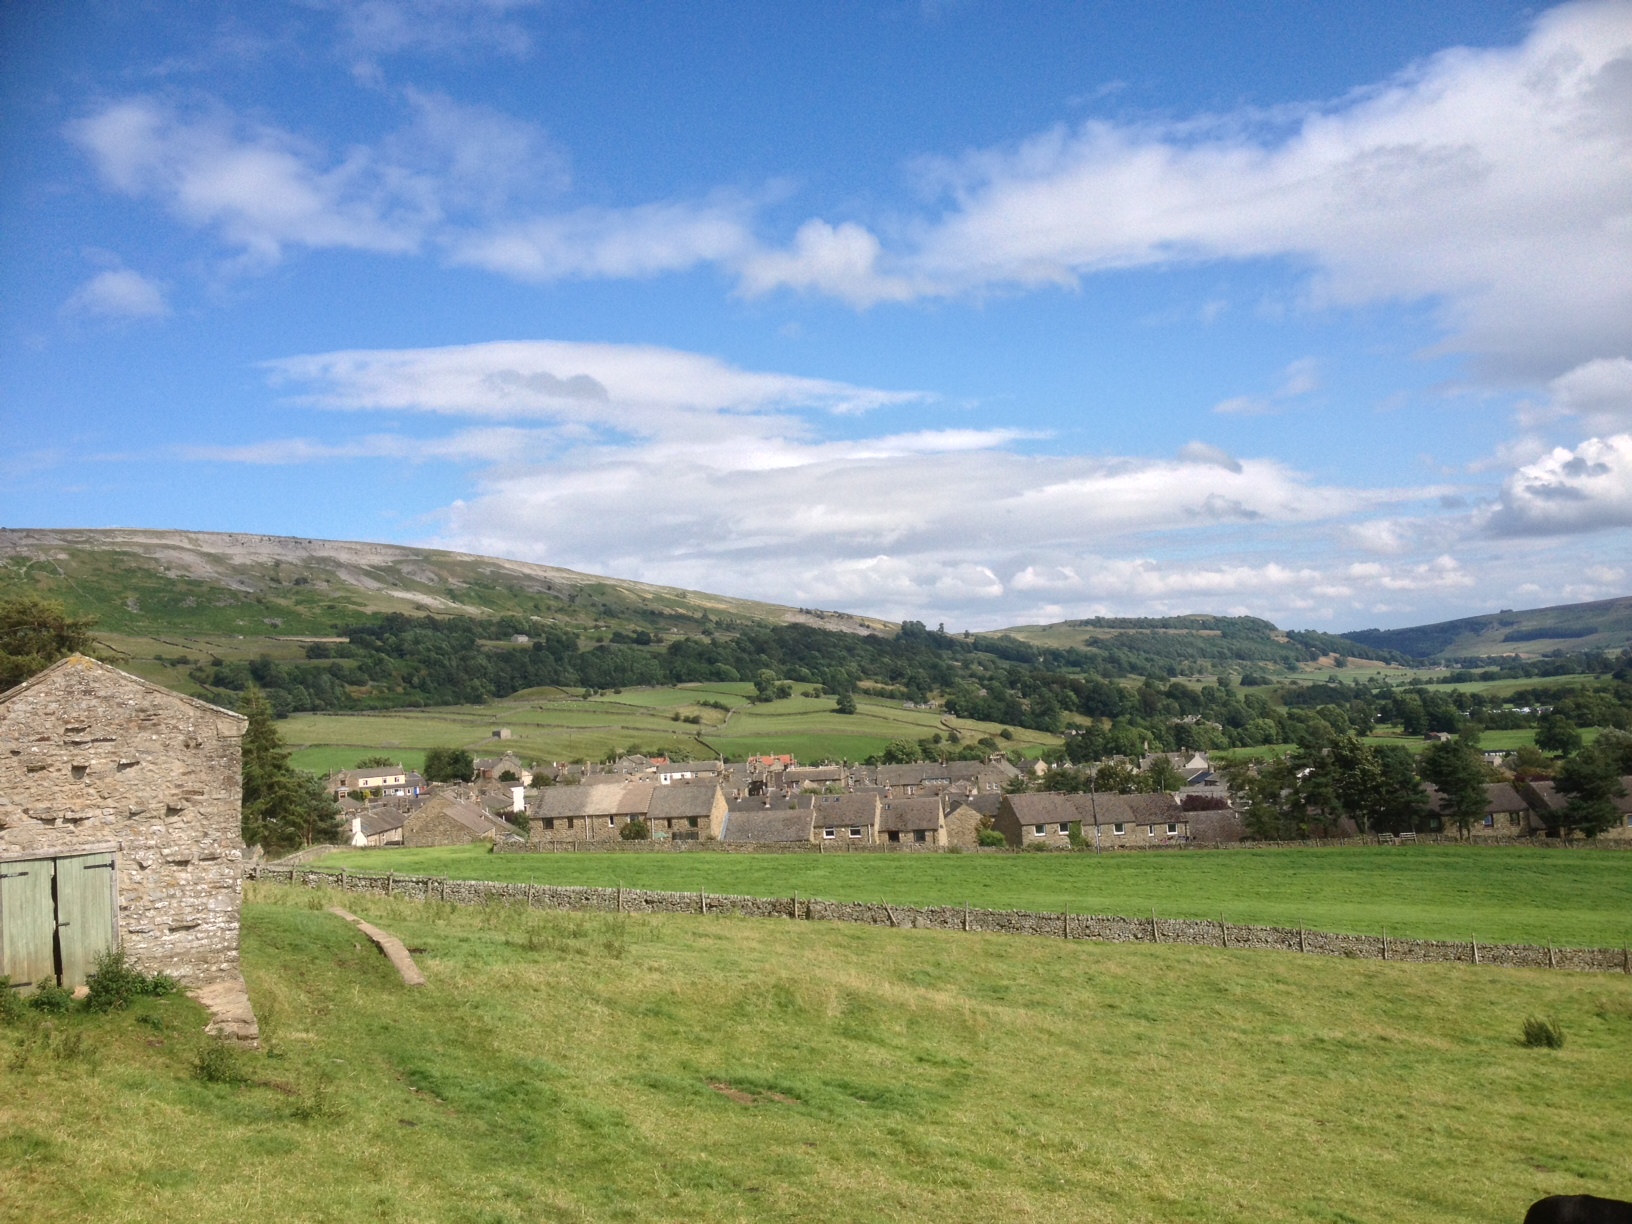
[4,885,1629,1223]
[281,683,1060,772]
[317,843,1632,949]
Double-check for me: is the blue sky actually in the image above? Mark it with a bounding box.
[3,0,1631,631]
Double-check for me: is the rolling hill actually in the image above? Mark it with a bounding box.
[1341,595,1632,661]
[0,527,888,641]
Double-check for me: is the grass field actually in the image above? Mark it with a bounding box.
[4,884,1629,1223]
[317,843,1632,949]
[282,683,1061,772]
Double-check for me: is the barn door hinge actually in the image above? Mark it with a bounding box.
[83,862,116,871]
[0,870,30,878]
[56,921,72,929]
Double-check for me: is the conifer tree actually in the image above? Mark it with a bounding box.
[240,686,340,852]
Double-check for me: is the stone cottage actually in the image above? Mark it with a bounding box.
[0,655,247,994]
[401,791,517,847]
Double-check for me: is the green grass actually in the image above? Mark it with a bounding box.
[5,884,1630,1223]
[317,843,1632,948]
[281,685,1061,770]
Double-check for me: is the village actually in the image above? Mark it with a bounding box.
[328,732,1632,854]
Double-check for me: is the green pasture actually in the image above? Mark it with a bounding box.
[318,843,1632,948]
[283,686,1060,772]
[5,885,1628,1223]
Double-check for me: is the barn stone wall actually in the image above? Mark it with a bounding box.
[0,657,246,985]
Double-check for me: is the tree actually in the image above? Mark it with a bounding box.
[423,747,475,782]
[1506,745,1555,779]
[1535,714,1583,757]
[240,687,341,853]
[356,754,397,768]
[1142,756,1185,793]
[1553,742,1628,838]
[1418,740,1488,836]
[834,692,857,715]
[0,596,96,690]
[620,818,650,841]
[1091,760,1142,794]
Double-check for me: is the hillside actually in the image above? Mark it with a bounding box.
[1342,595,1632,661]
[984,614,1410,672]
[0,528,890,640]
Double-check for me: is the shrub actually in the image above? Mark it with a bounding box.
[85,948,179,1012]
[976,828,1007,848]
[0,978,26,1024]
[620,819,651,841]
[28,980,75,1015]
[194,1041,249,1084]
[1521,1018,1565,1049]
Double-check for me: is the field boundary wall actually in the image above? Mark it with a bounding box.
[249,865,1632,975]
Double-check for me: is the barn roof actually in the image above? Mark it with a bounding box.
[0,653,246,727]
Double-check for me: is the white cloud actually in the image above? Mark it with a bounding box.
[61,268,169,320]
[736,220,920,308]
[66,93,727,278]
[1542,356,1632,434]
[1176,441,1242,473]
[1483,433,1632,535]
[747,1,1632,379]
[445,198,753,282]
[321,0,542,61]
[1213,357,1323,416]
[262,339,930,439]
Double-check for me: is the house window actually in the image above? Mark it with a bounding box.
[888,830,900,843]
[1167,823,1178,835]
[566,818,574,829]
[1113,823,1125,835]
[849,827,862,838]
[1484,815,1494,827]
[824,827,836,839]
[1058,823,1069,834]
[543,818,555,831]
[688,816,698,828]
[914,829,927,843]
[1033,825,1045,835]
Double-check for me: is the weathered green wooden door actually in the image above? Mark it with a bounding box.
[55,853,118,989]
[0,858,58,992]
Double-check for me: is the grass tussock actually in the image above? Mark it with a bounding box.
[2,882,1630,1223]
[1521,1017,1566,1049]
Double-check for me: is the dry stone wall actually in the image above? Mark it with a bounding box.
[252,865,1632,976]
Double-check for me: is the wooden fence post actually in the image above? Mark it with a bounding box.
[1063,903,1069,940]
[1150,910,1159,944]
[1220,914,1228,949]
[700,887,706,916]
[1298,925,1306,954]
[341,869,349,892]
[386,871,394,898]
[964,901,971,933]
[1382,929,1389,961]
[618,882,623,914]
[1472,936,1479,966]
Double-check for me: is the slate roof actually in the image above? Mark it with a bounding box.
[811,793,880,827]
[878,796,944,832]
[647,785,724,820]
[1004,793,1082,826]
[718,809,814,843]
[534,782,654,820]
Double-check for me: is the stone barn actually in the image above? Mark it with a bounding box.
[0,655,248,1001]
